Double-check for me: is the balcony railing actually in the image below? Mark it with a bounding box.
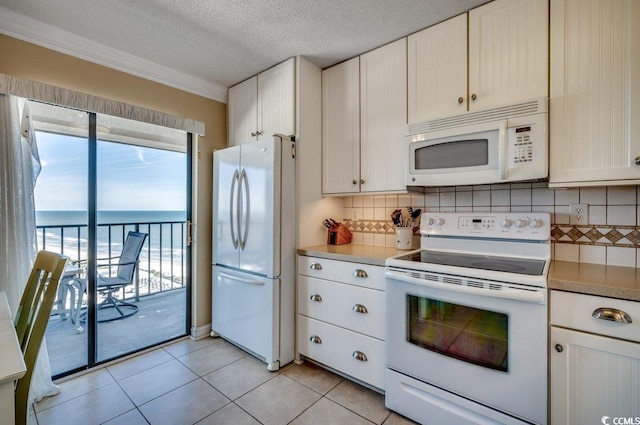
[36,220,187,302]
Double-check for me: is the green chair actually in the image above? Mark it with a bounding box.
[13,251,68,425]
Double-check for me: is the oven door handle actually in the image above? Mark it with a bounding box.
[385,269,546,304]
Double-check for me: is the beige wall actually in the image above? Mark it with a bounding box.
[0,34,226,330]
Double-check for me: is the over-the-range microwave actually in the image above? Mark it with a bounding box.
[406,98,548,187]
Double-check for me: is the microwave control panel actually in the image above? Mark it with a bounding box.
[510,125,534,166]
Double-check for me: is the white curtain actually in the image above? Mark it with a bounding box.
[0,94,60,403]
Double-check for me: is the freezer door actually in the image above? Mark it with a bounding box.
[212,266,279,366]
[213,145,241,268]
[238,138,280,277]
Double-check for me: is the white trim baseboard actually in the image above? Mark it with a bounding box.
[190,324,212,340]
[0,6,228,103]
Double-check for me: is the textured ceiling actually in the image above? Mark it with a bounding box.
[0,0,489,95]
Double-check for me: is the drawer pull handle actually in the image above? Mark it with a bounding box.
[353,269,368,278]
[353,304,368,314]
[592,308,632,324]
[352,351,368,362]
[309,335,322,344]
[310,294,322,302]
[310,263,322,270]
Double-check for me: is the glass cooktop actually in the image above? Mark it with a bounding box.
[394,250,546,276]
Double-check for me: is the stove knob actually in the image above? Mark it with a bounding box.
[436,218,445,226]
[426,217,435,225]
[500,218,513,228]
[529,218,543,228]
[515,218,528,228]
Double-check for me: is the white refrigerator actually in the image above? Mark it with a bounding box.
[212,135,295,371]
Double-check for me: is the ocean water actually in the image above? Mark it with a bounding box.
[36,210,187,287]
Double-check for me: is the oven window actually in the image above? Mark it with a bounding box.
[407,295,508,372]
[415,139,488,170]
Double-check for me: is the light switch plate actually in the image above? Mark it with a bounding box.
[570,203,588,225]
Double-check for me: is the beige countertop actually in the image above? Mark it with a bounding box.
[298,245,640,302]
[548,261,640,302]
[297,244,406,266]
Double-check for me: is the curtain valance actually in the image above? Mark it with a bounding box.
[0,73,205,135]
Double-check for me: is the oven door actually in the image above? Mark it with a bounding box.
[385,268,547,425]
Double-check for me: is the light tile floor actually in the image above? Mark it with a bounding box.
[30,337,418,425]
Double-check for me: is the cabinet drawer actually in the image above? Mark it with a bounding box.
[297,315,385,390]
[298,256,385,291]
[551,290,640,344]
[298,276,385,340]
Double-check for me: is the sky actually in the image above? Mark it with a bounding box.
[34,131,187,211]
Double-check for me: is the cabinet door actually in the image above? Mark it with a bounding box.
[468,0,548,111]
[257,58,295,139]
[550,326,640,424]
[228,76,258,146]
[549,0,640,186]
[408,13,467,123]
[360,38,407,193]
[322,57,360,194]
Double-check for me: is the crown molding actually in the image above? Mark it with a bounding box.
[0,6,228,103]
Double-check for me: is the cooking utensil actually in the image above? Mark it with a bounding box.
[391,209,402,227]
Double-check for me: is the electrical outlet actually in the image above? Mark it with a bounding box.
[351,208,360,221]
[570,203,588,225]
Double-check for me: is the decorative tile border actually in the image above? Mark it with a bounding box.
[551,225,640,247]
[345,219,640,249]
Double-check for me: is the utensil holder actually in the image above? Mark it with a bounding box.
[327,224,352,245]
[395,227,413,250]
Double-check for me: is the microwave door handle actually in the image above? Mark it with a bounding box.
[498,120,508,181]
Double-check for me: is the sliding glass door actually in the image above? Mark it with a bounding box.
[94,114,190,363]
[33,102,191,376]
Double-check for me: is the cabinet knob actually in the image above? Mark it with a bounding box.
[309,335,322,344]
[592,307,632,323]
[352,179,358,185]
[256,130,262,136]
[360,179,365,184]
[635,157,640,165]
[458,96,464,104]
[352,351,368,362]
[555,344,563,353]
[353,304,368,314]
[310,263,322,270]
[353,269,368,278]
[251,131,257,137]
[310,293,322,302]
[471,93,477,101]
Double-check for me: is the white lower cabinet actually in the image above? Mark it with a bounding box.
[550,291,640,425]
[297,255,385,390]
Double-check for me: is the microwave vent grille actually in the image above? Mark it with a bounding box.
[408,98,547,135]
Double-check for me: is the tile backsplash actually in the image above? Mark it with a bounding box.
[341,183,640,268]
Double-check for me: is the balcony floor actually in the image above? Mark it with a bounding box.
[46,288,187,376]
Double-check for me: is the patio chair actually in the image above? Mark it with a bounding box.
[95,231,147,322]
[14,251,68,425]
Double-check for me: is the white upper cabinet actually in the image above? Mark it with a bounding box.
[360,38,407,193]
[228,58,295,146]
[321,57,360,194]
[408,0,548,123]
[228,76,257,146]
[468,0,548,111]
[549,0,640,187]
[322,39,407,195]
[408,14,467,122]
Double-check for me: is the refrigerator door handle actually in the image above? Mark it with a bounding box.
[230,169,239,249]
[239,168,250,251]
[217,269,265,286]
